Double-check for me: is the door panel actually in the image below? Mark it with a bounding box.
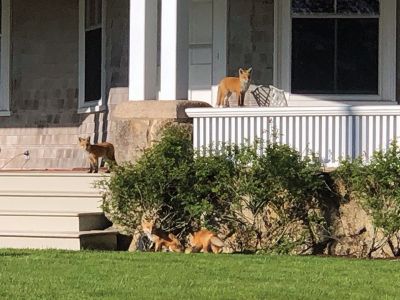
[189,0,213,103]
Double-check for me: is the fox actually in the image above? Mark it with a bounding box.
[216,67,253,108]
[187,229,224,254]
[78,137,117,173]
[141,219,184,253]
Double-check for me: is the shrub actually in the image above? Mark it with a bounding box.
[98,125,196,236]
[233,143,327,254]
[98,126,328,253]
[334,141,400,256]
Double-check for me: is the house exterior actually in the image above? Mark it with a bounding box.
[0,0,399,170]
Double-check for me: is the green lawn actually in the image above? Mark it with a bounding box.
[0,250,399,299]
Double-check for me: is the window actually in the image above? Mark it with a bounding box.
[78,0,106,113]
[0,0,10,116]
[274,0,396,101]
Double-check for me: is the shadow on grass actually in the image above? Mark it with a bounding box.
[0,251,32,258]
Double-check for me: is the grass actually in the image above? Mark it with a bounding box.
[0,250,399,299]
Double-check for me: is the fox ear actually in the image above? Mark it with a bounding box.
[78,137,83,142]
[239,68,244,75]
[87,136,91,142]
[247,67,253,73]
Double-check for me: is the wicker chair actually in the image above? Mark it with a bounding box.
[251,85,288,107]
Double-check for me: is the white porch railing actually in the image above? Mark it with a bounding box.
[186,106,400,167]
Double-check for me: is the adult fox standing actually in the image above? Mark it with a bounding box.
[216,67,253,107]
[187,229,224,254]
[78,137,117,173]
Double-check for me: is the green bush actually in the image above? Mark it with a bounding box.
[334,141,400,256]
[233,143,327,253]
[98,125,328,253]
[98,125,196,236]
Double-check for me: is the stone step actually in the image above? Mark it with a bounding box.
[0,211,111,232]
[0,172,107,195]
[0,230,118,250]
[0,195,102,212]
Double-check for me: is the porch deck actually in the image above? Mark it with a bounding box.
[186,105,400,167]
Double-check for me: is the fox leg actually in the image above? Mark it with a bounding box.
[224,92,232,108]
[238,92,245,107]
[240,92,246,106]
[88,154,98,173]
[154,241,161,252]
[217,87,223,108]
[88,158,94,173]
[88,162,93,173]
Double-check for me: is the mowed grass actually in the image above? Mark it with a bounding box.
[0,250,399,300]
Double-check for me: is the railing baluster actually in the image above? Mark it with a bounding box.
[186,106,400,167]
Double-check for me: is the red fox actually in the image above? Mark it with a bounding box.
[78,137,116,173]
[187,229,224,254]
[216,67,253,107]
[141,219,184,253]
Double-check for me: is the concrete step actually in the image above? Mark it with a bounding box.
[0,172,117,251]
[0,195,102,212]
[0,211,111,232]
[0,230,118,250]
[0,172,107,212]
[0,172,106,195]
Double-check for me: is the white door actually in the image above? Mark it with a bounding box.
[189,0,226,106]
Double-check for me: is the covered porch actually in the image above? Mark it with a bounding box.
[130,0,398,106]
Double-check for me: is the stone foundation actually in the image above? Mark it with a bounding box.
[109,100,211,164]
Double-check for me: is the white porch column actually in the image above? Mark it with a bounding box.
[159,0,189,100]
[129,0,158,100]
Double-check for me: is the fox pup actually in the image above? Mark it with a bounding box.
[217,67,253,107]
[187,229,224,254]
[78,137,116,173]
[141,219,184,253]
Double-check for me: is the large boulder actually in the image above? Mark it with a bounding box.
[109,100,211,164]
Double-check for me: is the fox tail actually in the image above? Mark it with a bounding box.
[216,85,223,107]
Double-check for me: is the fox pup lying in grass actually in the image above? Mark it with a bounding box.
[186,229,224,254]
[78,137,117,173]
[217,67,252,107]
[141,218,184,253]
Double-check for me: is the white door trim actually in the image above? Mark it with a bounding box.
[78,0,107,113]
[211,0,227,105]
[0,0,11,116]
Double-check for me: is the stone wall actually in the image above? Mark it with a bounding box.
[110,101,211,164]
[0,0,129,170]
[227,0,274,86]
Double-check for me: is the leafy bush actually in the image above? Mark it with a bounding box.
[98,125,195,236]
[334,141,400,256]
[98,125,328,253]
[232,143,327,253]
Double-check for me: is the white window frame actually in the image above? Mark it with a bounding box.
[0,0,11,116]
[274,0,397,102]
[78,0,106,113]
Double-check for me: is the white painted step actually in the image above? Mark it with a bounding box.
[0,172,106,195]
[0,211,111,232]
[0,230,118,250]
[0,172,108,212]
[0,195,102,212]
